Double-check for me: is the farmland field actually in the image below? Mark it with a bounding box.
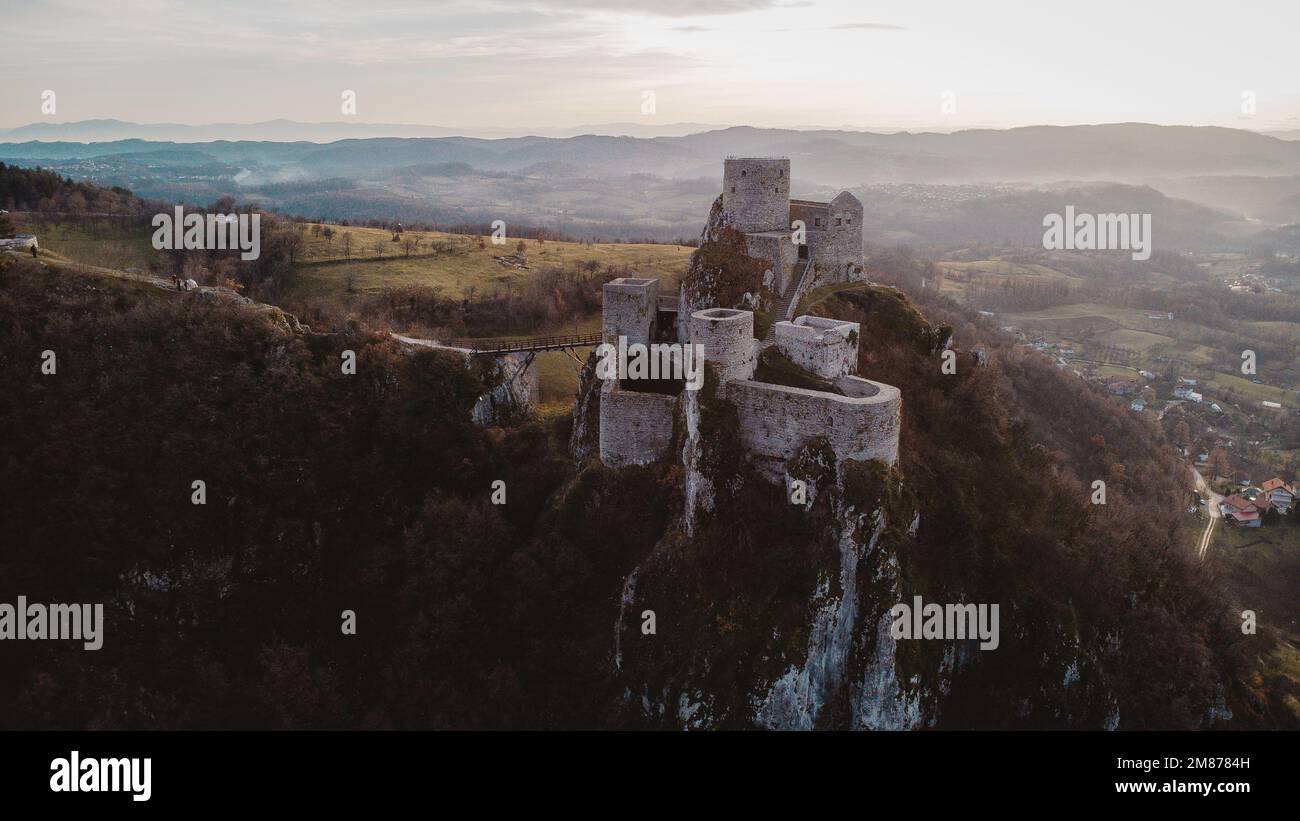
[290,223,694,299]
[939,259,1082,281]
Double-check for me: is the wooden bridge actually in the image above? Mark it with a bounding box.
[448,331,603,355]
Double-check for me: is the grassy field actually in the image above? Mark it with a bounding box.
[1065,360,1142,380]
[12,215,156,270]
[290,223,694,300]
[1093,327,1172,353]
[1004,302,1161,327]
[289,225,691,405]
[1005,303,1225,366]
[937,257,1082,300]
[939,259,1081,281]
[1200,370,1300,408]
[11,216,695,410]
[11,216,695,302]
[1248,320,1300,340]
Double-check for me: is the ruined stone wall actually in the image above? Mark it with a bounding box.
[603,277,658,346]
[774,316,860,379]
[743,232,799,295]
[815,192,864,283]
[598,382,676,467]
[723,158,790,233]
[729,376,900,478]
[688,308,756,386]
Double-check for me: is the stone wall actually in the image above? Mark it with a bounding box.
[603,277,658,346]
[722,158,790,233]
[789,200,829,233]
[599,382,676,467]
[774,316,860,378]
[688,307,756,386]
[730,375,900,478]
[815,191,864,283]
[742,231,799,295]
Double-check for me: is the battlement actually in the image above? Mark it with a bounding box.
[730,375,901,479]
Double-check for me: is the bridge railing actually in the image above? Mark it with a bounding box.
[449,331,603,354]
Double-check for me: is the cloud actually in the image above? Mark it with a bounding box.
[762,21,907,33]
[828,22,906,31]
[522,0,797,17]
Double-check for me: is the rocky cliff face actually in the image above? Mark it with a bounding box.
[573,333,948,728]
[471,353,537,426]
[608,370,956,727]
[569,351,602,462]
[678,196,781,337]
[574,223,953,728]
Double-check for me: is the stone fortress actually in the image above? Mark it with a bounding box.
[722,157,866,299]
[596,159,901,479]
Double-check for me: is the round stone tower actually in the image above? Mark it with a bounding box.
[689,308,756,386]
[722,157,790,233]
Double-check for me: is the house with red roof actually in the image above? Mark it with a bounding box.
[1220,494,1263,527]
[1260,478,1295,514]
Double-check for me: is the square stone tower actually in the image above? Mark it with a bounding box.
[722,157,791,233]
[603,277,659,347]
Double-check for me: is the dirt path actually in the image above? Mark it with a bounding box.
[1191,466,1223,560]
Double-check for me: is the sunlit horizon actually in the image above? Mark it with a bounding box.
[3,0,1297,134]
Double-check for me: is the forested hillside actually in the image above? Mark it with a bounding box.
[0,162,151,215]
[2,250,1283,728]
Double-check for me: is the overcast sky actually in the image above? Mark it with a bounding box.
[2,0,1297,132]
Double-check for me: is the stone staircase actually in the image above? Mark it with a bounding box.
[763,258,813,343]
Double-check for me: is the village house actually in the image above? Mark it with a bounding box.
[1220,494,1262,527]
[1260,478,1296,514]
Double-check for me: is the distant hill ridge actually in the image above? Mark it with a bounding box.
[3,123,1300,186]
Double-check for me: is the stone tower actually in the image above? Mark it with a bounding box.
[722,157,790,233]
[688,307,756,386]
[602,277,659,347]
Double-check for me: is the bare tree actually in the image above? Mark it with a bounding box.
[1209,447,1231,481]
